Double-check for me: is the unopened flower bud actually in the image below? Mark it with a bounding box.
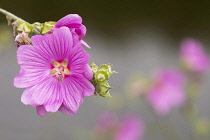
[91,62,117,97]
[32,22,43,34]
[95,71,108,83]
[99,64,117,77]
[91,62,98,74]
[96,82,112,97]
[17,21,33,34]
[41,22,56,34]
[15,31,32,47]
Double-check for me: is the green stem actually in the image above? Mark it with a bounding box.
[0,8,40,35]
[0,8,26,22]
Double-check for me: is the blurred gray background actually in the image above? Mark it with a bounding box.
[1,0,210,140]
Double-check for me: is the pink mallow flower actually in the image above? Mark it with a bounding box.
[96,112,144,140]
[55,14,90,48]
[14,27,94,116]
[114,116,144,140]
[180,39,210,72]
[147,70,186,115]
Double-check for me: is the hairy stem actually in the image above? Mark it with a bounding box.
[0,8,26,22]
[0,8,40,34]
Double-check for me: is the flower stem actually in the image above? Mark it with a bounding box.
[0,8,26,22]
[0,8,40,35]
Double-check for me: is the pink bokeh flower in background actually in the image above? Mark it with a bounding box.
[96,112,144,140]
[147,70,186,115]
[180,39,210,73]
[96,111,118,130]
[114,116,144,140]
[14,27,94,116]
[55,14,90,48]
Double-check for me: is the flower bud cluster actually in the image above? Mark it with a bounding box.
[91,62,117,97]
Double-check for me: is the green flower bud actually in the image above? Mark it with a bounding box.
[90,62,117,97]
[91,62,98,74]
[96,82,112,97]
[32,22,43,34]
[17,21,33,34]
[95,71,108,83]
[41,21,56,34]
[99,64,117,76]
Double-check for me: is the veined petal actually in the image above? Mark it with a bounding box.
[68,43,90,74]
[16,45,51,69]
[58,104,75,115]
[55,14,82,28]
[68,74,95,97]
[22,76,63,112]
[14,45,51,88]
[83,64,93,80]
[61,74,94,115]
[31,27,73,60]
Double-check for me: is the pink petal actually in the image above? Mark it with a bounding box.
[31,27,73,61]
[55,14,87,41]
[36,105,46,117]
[55,14,82,28]
[71,74,95,97]
[77,25,86,40]
[61,74,94,115]
[83,64,93,80]
[14,45,51,88]
[58,104,75,115]
[22,76,63,112]
[81,40,91,48]
[68,43,90,74]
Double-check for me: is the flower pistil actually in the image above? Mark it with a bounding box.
[50,60,70,81]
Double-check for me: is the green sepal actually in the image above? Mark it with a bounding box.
[17,21,33,34]
[95,71,108,83]
[41,21,56,34]
[91,62,98,74]
[96,82,112,97]
[99,64,117,76]
[32,22,43,34]
[90,62,117,98]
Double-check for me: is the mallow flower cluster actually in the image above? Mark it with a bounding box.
[11,14,116,116]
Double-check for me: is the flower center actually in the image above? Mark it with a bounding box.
[50,60,71,81]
